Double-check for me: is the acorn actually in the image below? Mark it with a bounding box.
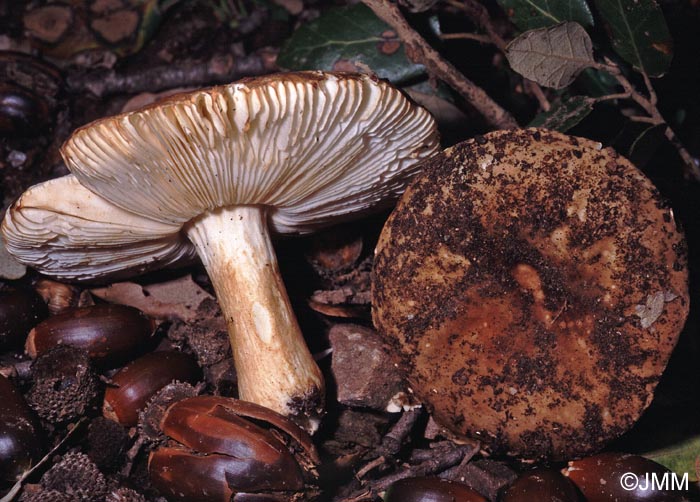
[103,351,201,426]
[148,396,320,502]
[385,477,487,502]
[34,278,84,315]
[0,52,62,136]
[564,452,689,501]
[501,469,581,501]
[0,374,44,487]
[26,346,99,424]
[0,284,48,350]
[26,303,156,369]
[0,83,50,136]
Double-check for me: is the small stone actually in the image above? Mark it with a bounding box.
[203,358,237,396]
[441,459,517,501]
[7,150,27,167]
[329,324,405,410]
[333,409,388,448]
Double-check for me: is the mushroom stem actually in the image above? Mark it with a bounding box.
[185,206,324,430]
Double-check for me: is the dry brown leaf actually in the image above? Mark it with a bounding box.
[91,275,213,322]
[506,22,594,89]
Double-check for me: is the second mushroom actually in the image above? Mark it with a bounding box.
[2,71,440,429]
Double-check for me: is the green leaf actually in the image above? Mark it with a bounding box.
[497,0,594,31]
[643,434,700,481]
[529,95,594,131]
[506,22,595,89]
[627,124,665,167]
[578,68,620,97]
[277,4,424,85]
[593,0,673,76]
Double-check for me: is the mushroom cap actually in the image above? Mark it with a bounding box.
[3,175,197,280]
[2,71,439,280]
[372,128,689,460]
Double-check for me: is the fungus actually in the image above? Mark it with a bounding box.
[373,128,689,460]
[2,71,439,429]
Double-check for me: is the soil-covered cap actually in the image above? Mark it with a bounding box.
[373,128,689,460]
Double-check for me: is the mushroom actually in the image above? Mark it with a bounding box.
[2,71,440,429]
[373,128,689,460]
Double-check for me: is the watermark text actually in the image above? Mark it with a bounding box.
[620,472,689,492]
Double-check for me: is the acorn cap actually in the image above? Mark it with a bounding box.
[27,346,98,425]
[41,451,107,502]
[2,72,439,429]
[373,128,689,460]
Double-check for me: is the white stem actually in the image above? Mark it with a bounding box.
[185,206,324,428]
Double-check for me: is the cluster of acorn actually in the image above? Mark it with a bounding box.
[0,276,691,502]
[0,283,319,501]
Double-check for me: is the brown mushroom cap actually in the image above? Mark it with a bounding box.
[373,128,689,460]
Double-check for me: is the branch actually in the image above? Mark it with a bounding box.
[361,0,517,129]
[66,50,278,98]
[440,32,492,44]
[593,60,700,181]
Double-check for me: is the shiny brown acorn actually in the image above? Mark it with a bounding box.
[501,469,581,501]
[148,396,320,502]
[26,304,156,368]
[0,83,50,136]
[0,375,43,487]
[384,477,487,502]
[0,285,48,350]
[564,452,689,501]
[103,351,201,426]
[0,51,61,137]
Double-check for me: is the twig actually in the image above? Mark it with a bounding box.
[377,408,422,457]
[523,80,551,112]
[592,60,700,181]
[447,0,508,52]
[0,361,32,381]
[629,115,658,124]
[593,92,632,102]
[66,50,278,98]
[361,0,517,129]
[355,456,386,479]
[336,443,476,502]
[440,32,492,44]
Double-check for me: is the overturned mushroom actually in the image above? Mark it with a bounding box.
[373,128,689,460]
[2,71,439,429]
